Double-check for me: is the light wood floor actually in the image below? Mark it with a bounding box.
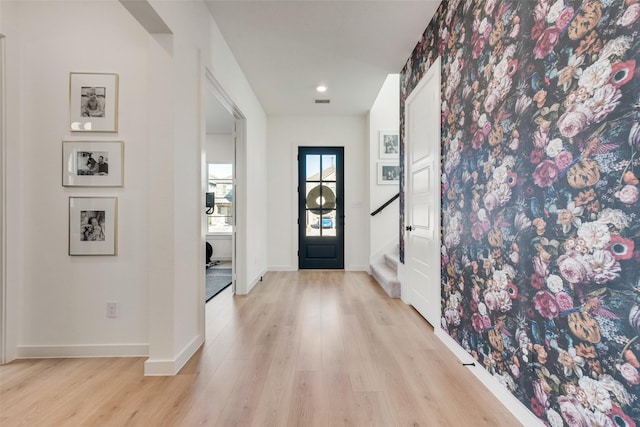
[0,271,521,426]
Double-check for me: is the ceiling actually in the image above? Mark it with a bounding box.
[203,0,440,124]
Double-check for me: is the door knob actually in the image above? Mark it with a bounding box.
[406,226,413,231]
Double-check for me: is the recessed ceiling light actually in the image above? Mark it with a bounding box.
[316,85,327,93]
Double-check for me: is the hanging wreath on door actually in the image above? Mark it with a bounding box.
[306,184,336,215]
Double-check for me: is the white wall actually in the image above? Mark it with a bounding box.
[267,116,369,271]
[6,1,151,357]
[3,0,268,374]
[1,0,21,362]
[368,74,400,262]
[206,133,233,164]
[134,0,269,373]
[206,235,232,261]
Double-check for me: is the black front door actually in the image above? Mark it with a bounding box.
[298,147,344,269]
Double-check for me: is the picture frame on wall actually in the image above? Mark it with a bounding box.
[69,197,118,256]
[379,130,399,159]
[377,161,400,185]
[69,72,119,132]
[62,141,124,187]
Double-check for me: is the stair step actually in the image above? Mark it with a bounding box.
[370,261,400,298]
[384,252,399,272]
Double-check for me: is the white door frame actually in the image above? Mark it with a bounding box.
[404,56,441,327]
[0,34,6,364]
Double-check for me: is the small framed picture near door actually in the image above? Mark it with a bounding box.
[69,72,119,132]
[69,197,118,255]
[62,141,124,187]
[377,162,400,185]
[379,130,399,158]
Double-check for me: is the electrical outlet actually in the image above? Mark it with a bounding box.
[106,301,118,318]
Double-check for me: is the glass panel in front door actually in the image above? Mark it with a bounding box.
[304,155,337,237]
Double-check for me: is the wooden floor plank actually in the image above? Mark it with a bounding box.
[0,271,522,426]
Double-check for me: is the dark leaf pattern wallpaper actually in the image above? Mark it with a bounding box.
[400,0,640,424]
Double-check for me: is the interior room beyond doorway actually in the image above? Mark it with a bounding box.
[204,87,235,302]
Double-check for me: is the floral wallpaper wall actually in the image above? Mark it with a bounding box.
[401,0,640,425]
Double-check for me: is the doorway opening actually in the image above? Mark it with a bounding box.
[205,162,233,301]
[298,146,344,269]
[204,71,237,303]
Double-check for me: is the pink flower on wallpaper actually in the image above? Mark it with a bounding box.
[534,0,551,22]
[615,185,639,205]
[484,92,500,113]
[533,255,550,278]
[484,0,498,15]
[555,292,574,311]
[530,148,544,164]
[530,397,545,417]
[534,27,561,59]
[558,251,592,284]
[558,396,590,427]
[472,222,486,240]
[484,290,499,312]
[482,314,492,329]
[587,84,622,122]
[558,105,591,138]
[556,7,575,31]
[555,151,574,170]
[534,380,551,409]
[617,363,640,385]
[472,129,485,149]
[472,313,485,333]
[483,191,499,211]
[586,250,621,284]
[444,306,461,326]
[472,35,487,59]
[534,290,560,319]
[531,273,545,290]
[533,127,549,149]
[496,290,513,312]
[618,3,640,27]
[534,160,560,187]
[531,20,546,40]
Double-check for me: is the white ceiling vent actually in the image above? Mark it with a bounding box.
[314,99,331,104]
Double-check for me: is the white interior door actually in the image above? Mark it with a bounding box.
[405,57,441,327]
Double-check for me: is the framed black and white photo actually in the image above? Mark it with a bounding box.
[62,141,123,187]
[377,161,400,185]
[69,73,119,132]
[379,130,399,159]
[69,197,117,256]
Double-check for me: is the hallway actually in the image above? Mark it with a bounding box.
[1,271,520,426]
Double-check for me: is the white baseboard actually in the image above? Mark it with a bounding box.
[345,265,369,272]
[244,267,269,295]
[268,265,297,271]
[16,343,148,359]
[434,329,543,427]
[144,334,203,376]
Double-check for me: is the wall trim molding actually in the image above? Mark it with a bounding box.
[16,344,148,359]
[345,265,369,272]
[267,265,297,271]
[144,334,203,376]
[434,329,543,427]
[243,267,269,295]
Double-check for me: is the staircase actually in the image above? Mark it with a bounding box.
[370,247,401,298]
